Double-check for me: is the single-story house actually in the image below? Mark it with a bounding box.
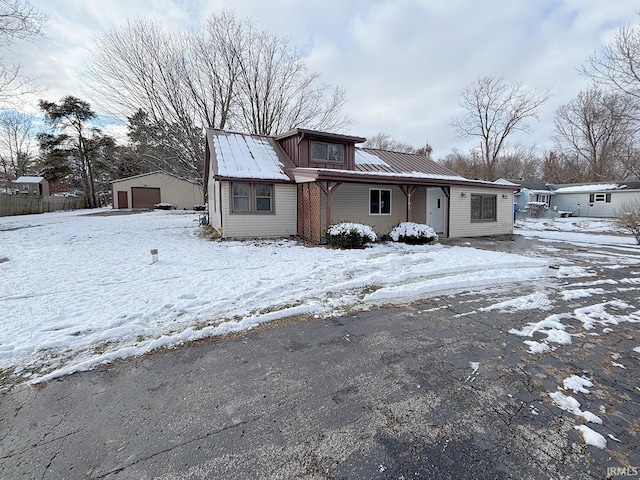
[550,182,640,217]
[111,171,204,210]
[14,176,49,196]
[496,178,555,212]
[204,128,517,243]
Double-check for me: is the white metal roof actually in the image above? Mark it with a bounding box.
[15,176,45,183]
[213,133,291,181]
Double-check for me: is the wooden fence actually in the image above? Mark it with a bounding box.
[0,194,87,217]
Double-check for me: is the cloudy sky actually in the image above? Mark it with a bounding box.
[7,0,640,158]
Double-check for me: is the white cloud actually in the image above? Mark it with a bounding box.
[8,0,640,156]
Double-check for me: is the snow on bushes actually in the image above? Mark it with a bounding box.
[390,222,438,245]
[326,222,377,249]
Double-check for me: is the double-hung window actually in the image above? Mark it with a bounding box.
[471,194,496,221]
[589,193,611,203]
[370,189,391,215]
[231,182,274,213]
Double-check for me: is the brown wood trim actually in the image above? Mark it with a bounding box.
[399,185,417,221]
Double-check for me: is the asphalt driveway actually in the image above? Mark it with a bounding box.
[1,234,639,479]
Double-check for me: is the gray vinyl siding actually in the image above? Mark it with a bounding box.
[221,182,297,238]
[553,191,640,217]
[448,186,514,238]
[321,183,409,236]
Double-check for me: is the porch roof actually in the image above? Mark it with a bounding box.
[291,167,516,189]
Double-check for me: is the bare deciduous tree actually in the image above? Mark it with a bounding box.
[553,85,638,181]
[440,148,485,180]
[362,132,416,153]
[495,144,541,180]
[88,10,350,179]
[582,21,640,102]
[541,151,585,184]
[0,0,46,105]
[451,76,551,180]
[0,109,34,190]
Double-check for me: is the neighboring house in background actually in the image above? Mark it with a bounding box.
[111,171,204,210]
[14,176,49,196]
[496,179,555,216]
[205,128,516,243]
[551,182,640,217]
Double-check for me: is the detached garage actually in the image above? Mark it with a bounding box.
[111,171,204,210]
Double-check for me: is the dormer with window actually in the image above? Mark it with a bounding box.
[275,128,365,170]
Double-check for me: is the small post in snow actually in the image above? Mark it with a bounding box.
[150,248,158,264]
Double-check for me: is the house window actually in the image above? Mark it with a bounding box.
[536,194,550,206]
[231,182,274,213]
[311,141,345,163]
[255,183,272,211]
[471,194,497,221]
[370,189,391,214]
[589,193,611,203]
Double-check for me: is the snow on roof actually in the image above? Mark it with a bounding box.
[213,133,291,181]
[553,183,624,193]
[297,167,493,184]
[528,189,555,195]
[15,176,45,183]
[355,149,389,166]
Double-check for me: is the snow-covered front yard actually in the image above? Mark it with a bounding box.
[0,209,633,383]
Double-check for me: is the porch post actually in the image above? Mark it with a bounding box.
[400,186,417,222]
[318,181,342,228]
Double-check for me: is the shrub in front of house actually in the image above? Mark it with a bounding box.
[615,198,640,245]
[326,222,377,249]
[390,222,438,245]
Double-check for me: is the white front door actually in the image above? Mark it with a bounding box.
[427,187,446,234]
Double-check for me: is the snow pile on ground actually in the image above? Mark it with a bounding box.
[562,375,593,394]
[574,425,607,449]
[516,217,635,245]
[509,300,640,354]
[548,391,602,424]
[0,210,549,382]
[480,292,551,312]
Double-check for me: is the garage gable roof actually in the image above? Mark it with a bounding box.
[110,171,199,185]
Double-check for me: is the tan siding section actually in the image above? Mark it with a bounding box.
[221,183,297,238]
[411,187,426,224]
[112,172,203,210]
[321,183,409,236]
[449,186,513,237]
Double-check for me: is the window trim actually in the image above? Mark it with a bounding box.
[590,193,611,203]
[471,194,497,222]
[310,140,346,164]
[369,188,392,215]
[230,182,275,214]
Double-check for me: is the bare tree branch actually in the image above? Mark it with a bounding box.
[553,84,639,181]
[87,10,351,178]
[581,22,640,101]
[451,75,551,180]
[0,0,46,105]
